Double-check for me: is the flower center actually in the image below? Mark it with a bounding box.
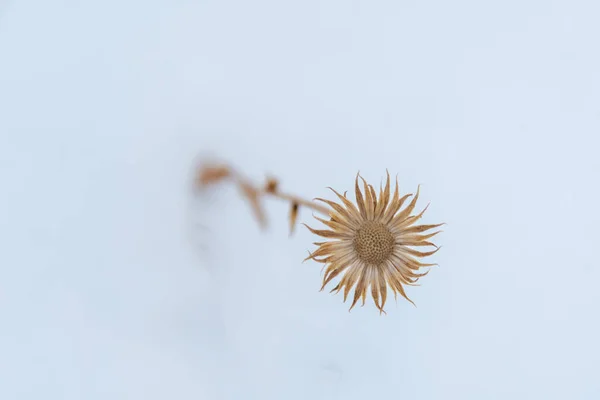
[353,221,395,265]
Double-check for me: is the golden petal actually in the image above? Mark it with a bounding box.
[326,187,361,222]
[384,261,416,306]
[313,197,355,226]
[392,279,415,305]
[369,185,378,215]
[355,173,367,219]
[340,262,364,301]
[329,261,359,293]
[360,176,375,220]
[350,265,369,310]
[378,269,388,314]
[381,263,400,300]
[321,263,351,291]
[405,269,430,279]
[375,183,384,218]
[398,240,438,248]
[399,230,443,242]
[397,245,441,258]
[306,254,332,264]
[323,259,354,285]
[309,252,348,265]
[302,223,350,239]
[361,286,368,307]
[318,240,354,253]
[387,258,418,283]
[401,223,446,234]
[382,174,401,223]
[371,267,382,311]
[322,249,357,276]
[390,255,431,279]
[361,265,372,307]
[392,250,438,269]
[395,273,417,286]
[391,185,420,226]
[329,282,341,294]
[328,251,361,268]
[393,202,430,231]
[375,170,391,219]
[303,249,330,263]
[312,215,354,234]
[306,242,349,261]
[384,191,413,224]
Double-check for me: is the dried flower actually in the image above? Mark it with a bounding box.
[304,172,443,314]
[195,161,443,314]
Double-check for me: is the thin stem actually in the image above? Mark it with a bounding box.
[199,163,333,229]
[227,167,331,216]
[266,190,330,216]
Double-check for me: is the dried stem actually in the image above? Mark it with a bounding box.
[196,162,331,232]
[265,189,330,216]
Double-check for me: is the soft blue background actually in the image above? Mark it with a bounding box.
[1,1,599,399]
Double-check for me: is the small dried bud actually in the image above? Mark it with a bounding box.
[289,202,299,235]
[264,177,279,194]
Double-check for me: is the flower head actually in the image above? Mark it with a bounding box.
[304,172,443,314]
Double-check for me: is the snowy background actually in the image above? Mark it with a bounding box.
[1,1,599,399]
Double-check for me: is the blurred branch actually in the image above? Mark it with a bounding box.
[196,162,330,234]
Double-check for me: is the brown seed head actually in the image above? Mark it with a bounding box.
[353,221,395,264]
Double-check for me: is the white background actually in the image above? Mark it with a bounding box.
[1,1,599,399]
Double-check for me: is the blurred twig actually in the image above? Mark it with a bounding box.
[196,162,330,234]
